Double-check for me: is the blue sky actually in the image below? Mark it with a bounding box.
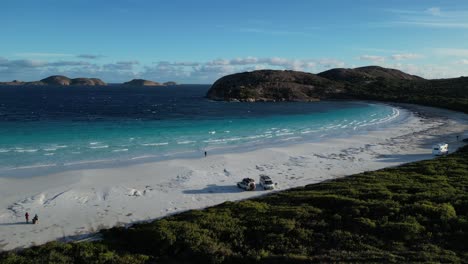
[1,0,468,83]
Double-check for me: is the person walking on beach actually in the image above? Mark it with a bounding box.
[32,214,38,224]
[25,212,29,223]
[204,151,207,157]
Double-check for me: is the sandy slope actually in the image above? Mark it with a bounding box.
[0,104,467,251]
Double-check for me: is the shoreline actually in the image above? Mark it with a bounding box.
[0,104,467,251]
[0,101,407,179]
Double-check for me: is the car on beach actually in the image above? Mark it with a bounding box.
[432,143,448,155]
[259,175,275,190]
[237,178,256,191]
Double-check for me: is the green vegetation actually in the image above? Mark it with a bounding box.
[2,145,467,263]
[343,77,468,114]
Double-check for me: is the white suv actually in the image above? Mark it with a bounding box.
[259,175,275,190]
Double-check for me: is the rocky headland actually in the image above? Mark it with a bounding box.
[206,65,468,113]
[207,70,345,102]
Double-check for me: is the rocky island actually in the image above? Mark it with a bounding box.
[0,75,106,86]
[122,79,162,86]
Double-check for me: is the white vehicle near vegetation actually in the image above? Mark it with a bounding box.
[432,143,448,156]
[237,178,256,191]
[259,175,275,190]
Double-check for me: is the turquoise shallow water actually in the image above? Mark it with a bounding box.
[0,85,408,176]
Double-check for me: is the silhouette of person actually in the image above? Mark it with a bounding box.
[32,214,38,224]
[204,151,207,157]
[25,212,29,223]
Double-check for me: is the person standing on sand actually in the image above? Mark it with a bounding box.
[25,212,29,223]
[32,214,38,224]
[204,151,207,157]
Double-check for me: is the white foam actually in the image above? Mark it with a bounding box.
[15,149,38,153]
[63,159,110,166]
[43,148,57,151]
[89,145,109,149]
[276,132,294,136]
[112,149,129,152]
[177,141,196,145]
[14,163,56,170]
[0,149,10,153]
[130,155,155,160]
[141,142,169,146]
[281,137,302,141]
[300,130,319,134]
[89,142,100,145]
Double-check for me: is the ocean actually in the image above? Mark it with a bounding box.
[0,85,407,176]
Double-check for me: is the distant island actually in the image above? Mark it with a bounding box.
[0,76,178,86]
[122,79,178,86]
[122,79,162,86]
[0,75,106,86]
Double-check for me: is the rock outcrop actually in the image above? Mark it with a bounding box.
[163,81,177,86]
[207,70,345,102]
[123,79,161,86]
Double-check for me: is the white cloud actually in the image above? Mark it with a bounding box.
[15,52,73,58]
[385,7,468,29]
[358,55,385,63]
[76,54,105,59]
[317,59,345,68]
[435,48,468,57]
[390,53,423,60]
[425,7,441,16]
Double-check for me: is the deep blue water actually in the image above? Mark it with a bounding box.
[0,85,406,176]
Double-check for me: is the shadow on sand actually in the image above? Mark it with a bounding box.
[0,222,30,226]
[377,153,433,163]
[183,184,243,194]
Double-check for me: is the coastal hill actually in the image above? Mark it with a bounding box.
[122,79,161,86]
[317,66,424,82]
[207,66,468,113]
[206,66,425,102]
[0,75,106,86]
[207,69,345,102]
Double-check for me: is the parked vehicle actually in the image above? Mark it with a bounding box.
[432,143,448,155]
[259,175,275,190]
[237,178,256,191]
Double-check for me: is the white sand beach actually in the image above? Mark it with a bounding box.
[0,104,467,251]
